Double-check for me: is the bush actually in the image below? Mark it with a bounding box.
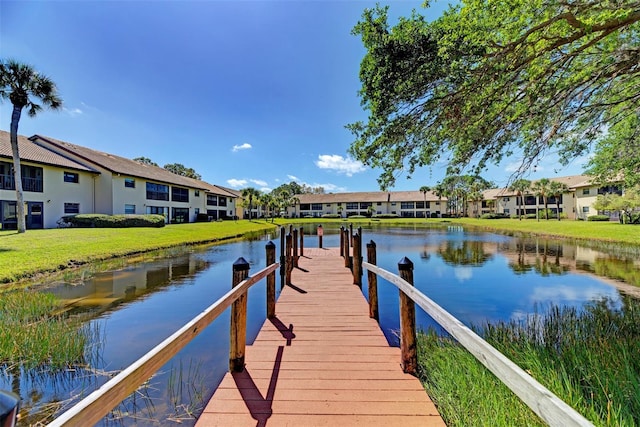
[348,215,367,219]
[525,214,537,219]
[480,213,509,219]
[195,213,211,222]
[372,213,400,218]
[59,214,166,228]
[587,215,611,222]
[322,214,341,218]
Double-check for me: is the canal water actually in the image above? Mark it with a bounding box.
[2,224,638,425]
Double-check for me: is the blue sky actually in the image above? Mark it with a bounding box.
[1,0,589,193]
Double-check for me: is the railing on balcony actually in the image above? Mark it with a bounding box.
[0,174,43,192]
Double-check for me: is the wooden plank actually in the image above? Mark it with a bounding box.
[198,248,443,426]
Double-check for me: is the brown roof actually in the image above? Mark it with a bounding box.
[295,190,444,204]
[0,130,96,172]
[31,134,211,190]
[482,175,595,199]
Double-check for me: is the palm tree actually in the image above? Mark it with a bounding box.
[531,178,552,220]
[241,187,261,220]
[1,59,62,233]
[509,179,531,220]
[548,181,570,221]
[419,185,430,219]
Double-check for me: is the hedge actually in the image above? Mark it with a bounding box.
[587,215,611,222]
[58,214,166,228]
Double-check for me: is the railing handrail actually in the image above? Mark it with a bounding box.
[362,261,593,427]
[48,262,280,427]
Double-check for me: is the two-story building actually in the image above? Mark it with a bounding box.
[1,131,237,229]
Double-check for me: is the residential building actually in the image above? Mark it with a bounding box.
[0,131,236,229]
[291,190,446,218]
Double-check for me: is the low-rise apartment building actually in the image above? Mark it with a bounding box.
[1,131,236,229]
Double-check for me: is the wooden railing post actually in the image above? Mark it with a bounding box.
[299,226,304,257]
[353,231,362,287]
[293,228,299,268]
[280,226,285,289]
[266,241,276,319]
[366,240,379,321]
[349,223,354,246]
[230,257,250,372]
[398,257,417,375]
[317,224,323,248]
[343,228,351,268]
[339,226,344,257]
[285,232,293,286]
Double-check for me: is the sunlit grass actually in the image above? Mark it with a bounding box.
[0,221,277,284]
[0,292,97,369]
[418,298,640,426]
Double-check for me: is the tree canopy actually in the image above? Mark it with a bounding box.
[133,156,158,167]
[348,1,640,189]
[163,163,201,180]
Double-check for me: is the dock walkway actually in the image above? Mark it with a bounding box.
[196,247,444,426]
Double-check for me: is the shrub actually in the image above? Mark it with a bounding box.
[480,213,509,219]
[372,213,400,218]
[59,214,166,228]
[587,215,611,222]
[525,214,537,219]
[348,215,367,219]
[322,214,341,218]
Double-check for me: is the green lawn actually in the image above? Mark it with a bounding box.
[0,221,277,284]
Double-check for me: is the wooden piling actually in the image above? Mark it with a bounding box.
[366,240,379,321]
[293,228,299,268]
[230,257,250,372]
[299,227,304,257]
[352,231,362,287]
[266,241,276,319]
[285,233,293,286]
[398,257,417,375]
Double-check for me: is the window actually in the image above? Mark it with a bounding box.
[124,204,136,214]
[207,194,218,206]
[582,206,590,213]
[416,201,425,209]
[401,202,414,209]
[124,178,135,188]
[172,207,189,223]
[582,188,590,195]
[146,182,169,201]
[360,202,372,209]
[346,202,358,210]
[300,203,311,210]
[64,172,79,183]
[219,197,227,207]
[503,197,510,202]
[64,203,80,214]
[504,209,510,214]
[171,186,189,202]
[311,203,322,210]
[195,190,200,197]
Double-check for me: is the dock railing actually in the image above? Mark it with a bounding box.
[351,232,593,427]
[48,242,279,427]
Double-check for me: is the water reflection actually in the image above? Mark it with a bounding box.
[2,225,639,426]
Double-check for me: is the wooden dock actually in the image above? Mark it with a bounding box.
[196,247,444,426]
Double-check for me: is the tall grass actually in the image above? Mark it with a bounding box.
[0,291,95,369]
[418,298,640,426]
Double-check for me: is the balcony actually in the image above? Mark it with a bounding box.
[0,174,43,192]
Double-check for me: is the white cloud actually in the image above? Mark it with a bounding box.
[260,187,272,193]
[315,154,365,176]
[63,107,83,117]
[287,175,299,181]
[232,143,252,152]
[250,179,268,187]
[227,179,247,188]
[454,266,473,282]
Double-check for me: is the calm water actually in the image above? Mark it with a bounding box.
[2,225,638,425]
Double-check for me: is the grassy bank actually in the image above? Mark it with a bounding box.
[418,298,640,426]
[0,221,277,285]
